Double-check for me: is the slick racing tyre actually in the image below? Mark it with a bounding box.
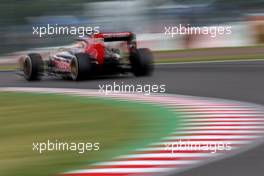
[23,53,43,81]
[71,53,91,80]
[130,48,154,76]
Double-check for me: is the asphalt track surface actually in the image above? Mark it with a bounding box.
[1,60,264,176]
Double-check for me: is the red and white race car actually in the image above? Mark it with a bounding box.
[20,32,153,81]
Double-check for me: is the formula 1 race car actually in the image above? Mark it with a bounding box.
[19,32,153,81]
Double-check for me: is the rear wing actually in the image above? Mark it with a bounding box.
[94,32,135,42]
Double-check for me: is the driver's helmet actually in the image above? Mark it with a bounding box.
[88,33,104,43]
[73,37,89,48]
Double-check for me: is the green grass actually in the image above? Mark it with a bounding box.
[0,64,18,71]
[154,44,264,54]
[155,54,264,63]
[0,92,180,176]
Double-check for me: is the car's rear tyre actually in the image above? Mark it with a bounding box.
[130,48,153,76]
[71,53,91,80]
[23,53,43,81]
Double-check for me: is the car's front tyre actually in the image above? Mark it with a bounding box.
[70,53,91,80]
[23,53,43,81]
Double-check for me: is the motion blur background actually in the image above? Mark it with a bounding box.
[1,1,264,175]
[1,0,264,54]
